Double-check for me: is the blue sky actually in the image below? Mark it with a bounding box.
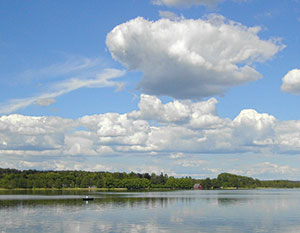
[1,0,300,179]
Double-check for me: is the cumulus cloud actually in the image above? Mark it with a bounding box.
[281,69,300,94]
[0,114,75,151]
[106,15,283,99]
[274,120,300,153]
[2,94,300,159]
[233,109,277,146]
[2,94,300,178]
[152,0,223,7]
[129,94,224,129]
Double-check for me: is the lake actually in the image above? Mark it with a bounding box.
[1,189,300,233]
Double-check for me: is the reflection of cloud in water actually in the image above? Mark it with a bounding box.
[1,190,300,232]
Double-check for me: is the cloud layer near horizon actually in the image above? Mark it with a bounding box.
[1,94,300,177]
[106,15,283,99]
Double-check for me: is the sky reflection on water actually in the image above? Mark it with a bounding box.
[1,189,300,233]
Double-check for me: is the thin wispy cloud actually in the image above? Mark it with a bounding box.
[0,65,125,114]
[152,0,223,8]
[159,11,181,20]
[19,55,104,82]
[35,98,56,107]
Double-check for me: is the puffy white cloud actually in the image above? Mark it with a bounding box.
[274,120,300,152]
[129,94,223,129]
[0,114,75,151]
[281,69,300,94]
[0,114,71,134]
[152,0,222,7]
[106,15,283,99]
[129,94,191,123]
[0,95,225,156]
[79,113,150,147]
[64,135,97,156]
[1,94,300,155]
[3,94,300,175]
[233,109,276,146]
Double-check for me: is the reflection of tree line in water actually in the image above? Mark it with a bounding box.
[217,197,250,206]
[0,195,198,209]
[0,189,97,195]
[0,195,263,210]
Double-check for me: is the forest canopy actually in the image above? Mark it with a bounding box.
[0,168,300,190]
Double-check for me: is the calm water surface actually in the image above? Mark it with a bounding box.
[1,189,300,233]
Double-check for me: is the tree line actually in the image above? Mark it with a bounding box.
[199,173,300,189]
[0,168,194,190]
[1,168,300,190]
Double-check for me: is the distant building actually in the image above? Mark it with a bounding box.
[193,184,203,190]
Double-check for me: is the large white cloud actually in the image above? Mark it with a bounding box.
[0,114,75,151]
[281,69,300,94]
[106,15,283,99]
[233,109,276,147]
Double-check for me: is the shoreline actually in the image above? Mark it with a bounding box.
[1,187,299,191]
[0,187,128,191]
